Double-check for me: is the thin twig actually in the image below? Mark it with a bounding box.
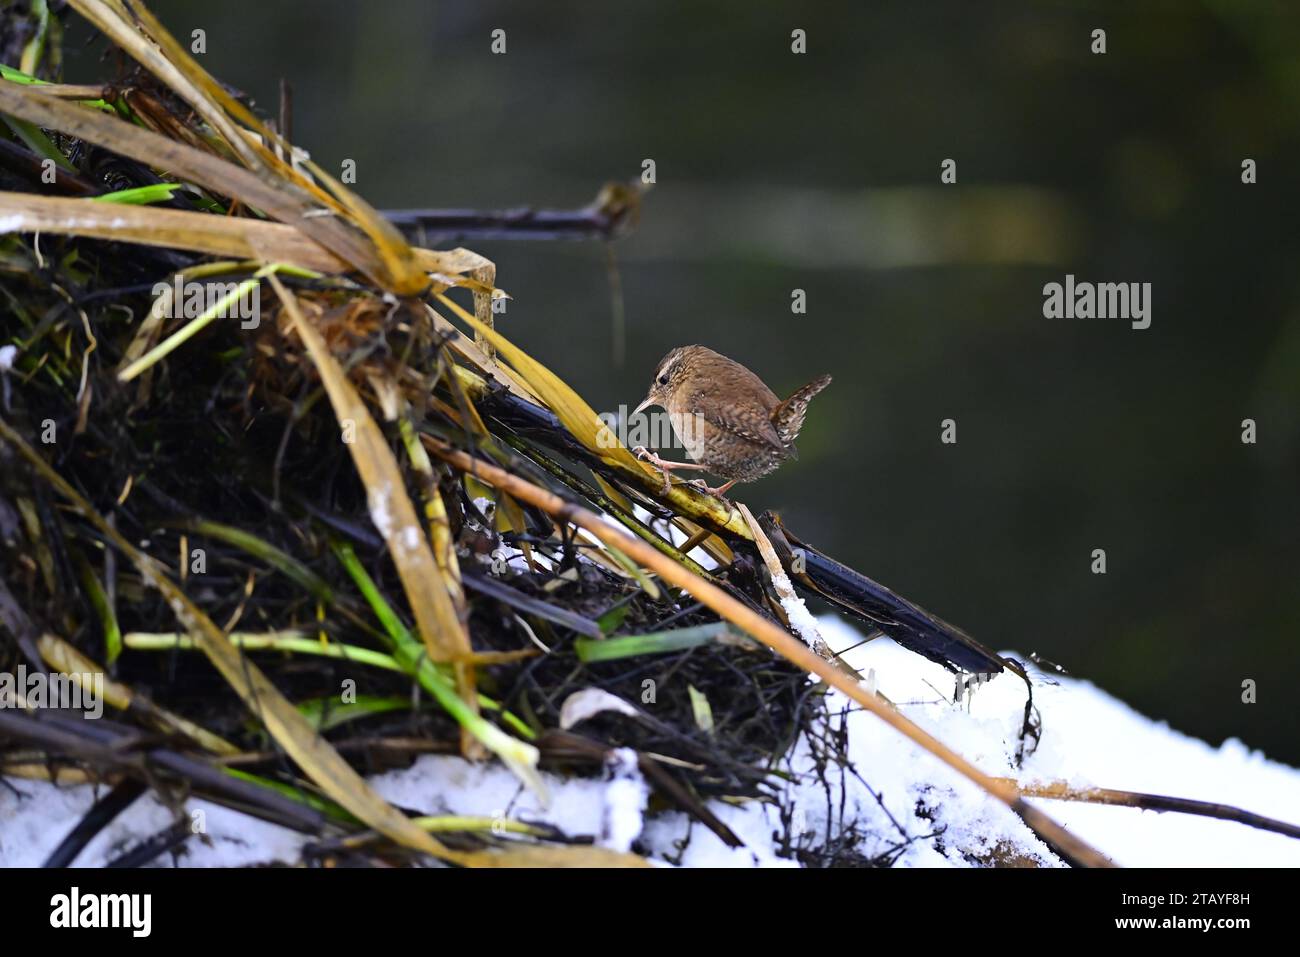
[995,778,1300,841]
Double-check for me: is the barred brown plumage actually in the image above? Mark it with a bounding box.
[631,344,831,497]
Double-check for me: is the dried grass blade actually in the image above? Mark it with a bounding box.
[267,276,481,749]
[434,292,642,471]
[0,82,391,285]
[299,155,427,295]
[38,632,237,755]
[0,193,348,273]
[68,0,274,174]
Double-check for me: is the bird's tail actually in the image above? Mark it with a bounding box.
[772,373,832,449]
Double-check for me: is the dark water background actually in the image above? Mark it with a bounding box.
[63,2,1299,763]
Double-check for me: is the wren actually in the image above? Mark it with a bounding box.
[632,345,831,497]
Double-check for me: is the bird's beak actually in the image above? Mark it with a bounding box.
[633,395,654,416]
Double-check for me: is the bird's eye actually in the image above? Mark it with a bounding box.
[657,374,669,386]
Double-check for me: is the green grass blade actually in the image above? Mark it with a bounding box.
[93,183,183,205]
[332,541,543,790]
[575,622,740,663]
[183,519,333,602]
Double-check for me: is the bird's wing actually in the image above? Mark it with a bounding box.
[697,401,786,453]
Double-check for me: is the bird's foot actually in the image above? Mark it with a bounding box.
[687,478,737,500]
[633,446,675,495]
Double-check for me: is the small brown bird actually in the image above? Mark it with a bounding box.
[632,345,831,497]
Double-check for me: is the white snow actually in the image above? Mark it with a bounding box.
[401,526,421,554]
[787,616,1300,867]
[599,748,649,853]
[3,614,1297,867]
[761,561,828,655]
[0,787,306,868]
[777,591,823,647]
[367,482,394,540]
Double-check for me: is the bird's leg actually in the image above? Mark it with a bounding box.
[686,478,737,498]
[632,446,707,494]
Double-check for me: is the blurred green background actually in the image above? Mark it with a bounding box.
[62,2,1300,762]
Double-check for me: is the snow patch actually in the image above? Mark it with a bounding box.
[600,748,649,852]
[367,482,394,540]
[4,615,1298,867]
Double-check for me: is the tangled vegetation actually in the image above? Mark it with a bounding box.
[0,0,1131,867]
